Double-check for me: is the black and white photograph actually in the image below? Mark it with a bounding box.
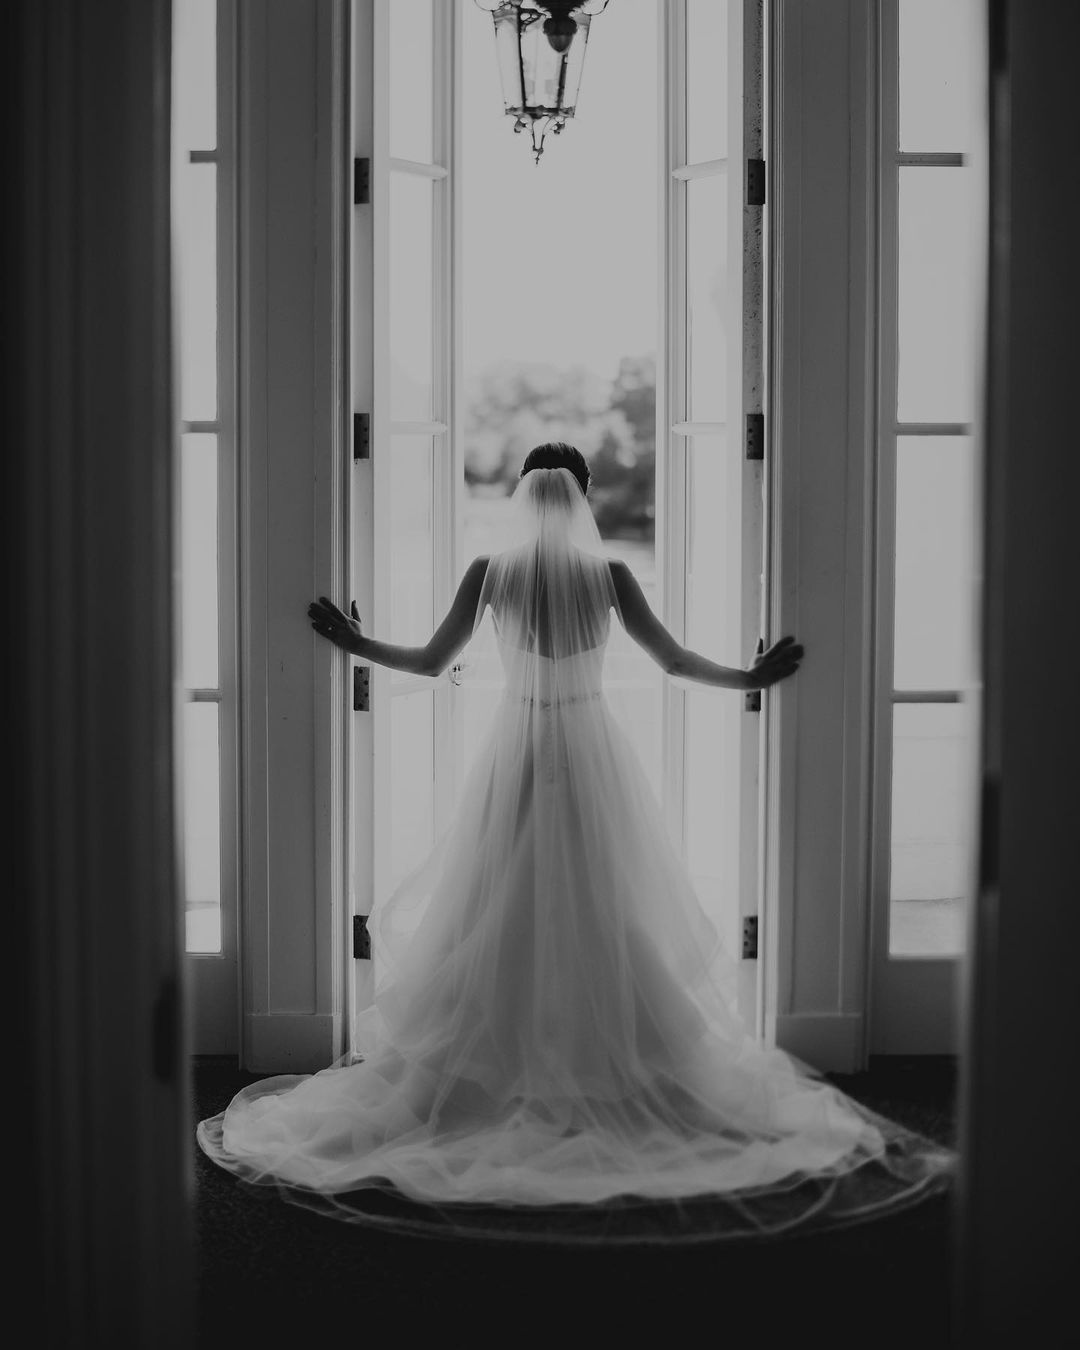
[6,1,1078,1345]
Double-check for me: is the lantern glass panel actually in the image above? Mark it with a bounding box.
[491,6,592,117]
[493,8,526,113]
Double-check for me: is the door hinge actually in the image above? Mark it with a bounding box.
[746,158,766,207]
[354,157,370,205]
[745,411,764,462]
[742,915,759,960]
[353,664,371,712]
[353,914,372,960]
[353,412,370,461]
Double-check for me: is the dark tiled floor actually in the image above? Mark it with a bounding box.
[191,1056,957,1347]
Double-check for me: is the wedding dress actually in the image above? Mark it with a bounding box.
[197,467,953,1241]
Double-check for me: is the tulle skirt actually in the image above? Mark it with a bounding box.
[197,685,953,1241]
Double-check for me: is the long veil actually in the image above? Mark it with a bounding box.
[197,468,953,1243]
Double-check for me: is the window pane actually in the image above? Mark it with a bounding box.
[391,692,435,889]
[893,437,977,691]
[899,0,971,153]
[685,433,729,655]
[390,172,434,421]
[686,171,728,423]
[889,702,974,957]
[173,0,216,154]
[176,162,218,421]
[390,435,434,646]
[686,0,728,165]
[183,701,222,953]
[897,166,978,424]
[389,0,434,164]
[180,433,219,688]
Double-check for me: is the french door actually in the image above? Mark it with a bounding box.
[350,0,765,1039]
[350,0,464,1039]
[660,0,766,1029]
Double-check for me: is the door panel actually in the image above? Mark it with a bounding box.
[355,0,461,1042]
[661,0,764,1028]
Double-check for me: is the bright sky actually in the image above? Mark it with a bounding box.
[462,0,658,382]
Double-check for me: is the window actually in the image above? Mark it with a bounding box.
[172,0,239,988]
[876,0,982,963]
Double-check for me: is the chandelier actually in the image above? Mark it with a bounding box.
[474,1,612,164]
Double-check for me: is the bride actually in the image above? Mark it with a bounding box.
[197,442,952,1241]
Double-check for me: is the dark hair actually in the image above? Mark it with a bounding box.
[519,442,591,497]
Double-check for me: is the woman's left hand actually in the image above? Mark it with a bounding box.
[308,597,364,654]
[745,636,804,689]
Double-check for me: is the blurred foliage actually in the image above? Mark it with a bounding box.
[464,355,656,541]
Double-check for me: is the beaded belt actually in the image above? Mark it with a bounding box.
[514,689,603,709]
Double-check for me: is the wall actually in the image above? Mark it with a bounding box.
[7,0,193,1340]
[957,0,1080,1335]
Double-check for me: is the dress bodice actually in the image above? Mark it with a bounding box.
[496,618,610,708]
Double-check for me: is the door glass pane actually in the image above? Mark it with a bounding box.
[686,171,728,423]
[899,0,971,153]
[176,162,218,421]
[183,701,222,953]
[889,702,973,957]
[390,171,434,421]
[897,166,977,424]
[173,0,216,153]
[602,546,663,804]
[894,436,977,691]
[390,435,434,646]
[389,0,434,164]
[685,686,739,949]
[685,433,730,655]
[180,433,219,688]
[686,0,728,165]
[391,692,435,889]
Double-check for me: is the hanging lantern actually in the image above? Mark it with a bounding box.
[474,1,612,164]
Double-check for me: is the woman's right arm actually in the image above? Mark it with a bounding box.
[609,560,802,690]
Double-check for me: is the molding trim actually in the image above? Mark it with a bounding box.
[236,0,350,1069]
[244,1014,342,1073]
[770,1013,866,1074]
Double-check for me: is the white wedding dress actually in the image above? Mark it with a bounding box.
[198,468,952,1241]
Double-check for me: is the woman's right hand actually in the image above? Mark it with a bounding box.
[308,596,364,655]
[745,636,804,689]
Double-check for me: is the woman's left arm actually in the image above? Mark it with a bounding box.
[308,556,490,677]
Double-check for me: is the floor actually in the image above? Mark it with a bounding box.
[191,1056,958,1347]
